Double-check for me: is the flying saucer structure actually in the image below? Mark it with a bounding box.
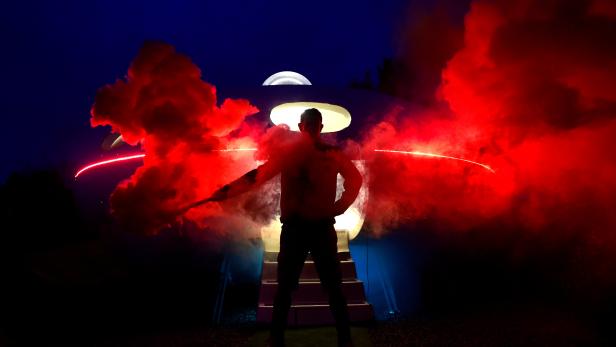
[76,70,440,326]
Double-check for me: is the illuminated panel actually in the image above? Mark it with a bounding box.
[74,154,145,178]
[262,71,312,86]
[270,102,351,133]
[374,149,495,173]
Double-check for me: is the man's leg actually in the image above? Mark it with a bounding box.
[269,224,308,346]
[311,225,352,346]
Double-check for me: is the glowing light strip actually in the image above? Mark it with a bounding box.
[213,148,257,152]
[374,149,495,173]
[74,149,258,178]
[75,154,146,178]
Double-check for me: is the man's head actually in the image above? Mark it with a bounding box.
[298,108,323,140]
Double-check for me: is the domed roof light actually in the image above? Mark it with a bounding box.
[262,71,312,86]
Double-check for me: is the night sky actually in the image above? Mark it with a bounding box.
[0,0,419,180]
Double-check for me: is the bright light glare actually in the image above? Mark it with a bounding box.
[270,102,351,133]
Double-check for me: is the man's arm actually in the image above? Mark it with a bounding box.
[210,159,281,201]
[332,153,363,216]
[183,159,281,211]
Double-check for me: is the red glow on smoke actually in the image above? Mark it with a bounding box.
[360,0,616,287]
[89,42,262,235]
[75,154,145,178]
[86,1,616,291]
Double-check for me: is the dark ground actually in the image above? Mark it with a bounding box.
[0,232,607,347]
[0,309,599,346]
[1,170,614,346]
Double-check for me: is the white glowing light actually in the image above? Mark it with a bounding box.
[335,207,364,240]
[110,135,124,148]
[262,71,312,86]
[270,102,352,133]
[101,133,125,150]
[260,218,283,253]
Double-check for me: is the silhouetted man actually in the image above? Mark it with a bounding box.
[187,108,362,347]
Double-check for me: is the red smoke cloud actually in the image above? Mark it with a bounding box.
[91,42,262,235]
[90,3,616,288]
[362,0,616,281]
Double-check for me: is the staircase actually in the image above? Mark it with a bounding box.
[256,231,373,326]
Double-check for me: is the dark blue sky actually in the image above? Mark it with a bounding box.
[0,0,417,180]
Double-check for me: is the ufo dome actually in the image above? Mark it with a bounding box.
[262,71,312,86]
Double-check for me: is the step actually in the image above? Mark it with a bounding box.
[261,259,358,281]
[263,230,350,254]
[256,302,374,325]
[263,251,351,262]
[259,279,367,306]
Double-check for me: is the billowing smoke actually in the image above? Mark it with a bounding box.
[362,0,616,284]
[91,42,264,235]
[91,3,616,287]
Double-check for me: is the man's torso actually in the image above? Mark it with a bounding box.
[279,141,341,223]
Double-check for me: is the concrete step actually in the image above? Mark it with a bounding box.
[259,279,367,306]
[263,251,351,262]
[263,230,350,254]
[261,259,358,281]
[256,302,374,325]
